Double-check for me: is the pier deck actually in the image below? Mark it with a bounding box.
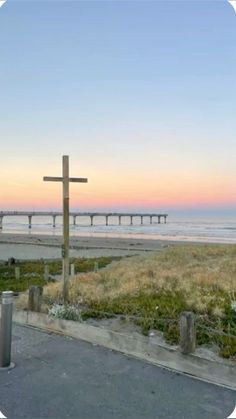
[0,211,168,229]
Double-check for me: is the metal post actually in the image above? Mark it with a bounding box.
[0,291,14,368]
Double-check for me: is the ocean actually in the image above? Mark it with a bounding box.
[0,214,235,244]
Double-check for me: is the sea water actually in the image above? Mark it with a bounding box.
[0,214,236,244]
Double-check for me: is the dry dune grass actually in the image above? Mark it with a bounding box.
[16,244,236,357]
[42,244,236,317]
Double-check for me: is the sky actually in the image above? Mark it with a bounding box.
[0,0,236,213]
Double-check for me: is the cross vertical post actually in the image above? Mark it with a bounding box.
[63,155,70,301]
[43,155,88,302]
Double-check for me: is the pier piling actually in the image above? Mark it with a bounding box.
[52,215,56,228]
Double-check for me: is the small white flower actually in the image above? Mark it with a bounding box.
[231,301,236,311]
[48,303,81,321]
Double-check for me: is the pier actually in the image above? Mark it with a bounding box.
[0,211,168,229]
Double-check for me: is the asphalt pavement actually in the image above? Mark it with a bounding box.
[0,324,235,419]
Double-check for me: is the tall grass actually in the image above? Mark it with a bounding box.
[44,245,236,315]
[18,244,236,357]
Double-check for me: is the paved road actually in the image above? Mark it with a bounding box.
[0,325,235,419]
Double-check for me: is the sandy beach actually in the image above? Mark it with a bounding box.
[0,232,178,261]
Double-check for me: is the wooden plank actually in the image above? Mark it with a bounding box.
[69,177,88,183]
[43,177,88,183]
[43,176,62,182]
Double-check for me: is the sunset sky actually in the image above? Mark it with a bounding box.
[0,0,236,213]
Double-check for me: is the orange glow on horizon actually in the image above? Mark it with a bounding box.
[1,166,236,211]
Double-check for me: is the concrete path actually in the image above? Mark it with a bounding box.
[0,325,235,419]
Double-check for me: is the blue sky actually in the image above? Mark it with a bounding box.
[0,0,236,212]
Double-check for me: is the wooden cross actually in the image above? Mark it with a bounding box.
[43,155,88,302]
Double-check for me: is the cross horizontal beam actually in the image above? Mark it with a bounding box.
[43,176,88,183]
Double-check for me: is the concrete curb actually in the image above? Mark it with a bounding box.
[13,310,236,390]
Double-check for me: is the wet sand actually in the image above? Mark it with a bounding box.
[0,232,178,261]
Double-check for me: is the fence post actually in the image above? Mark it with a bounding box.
[28,286,43,312]
[179,311,196,354]
[0,291,14,368]
[44,264,49,281]
[94,262,99,272]
[15,267,20,280]
[62,259,65,279]
[70,263,75,277]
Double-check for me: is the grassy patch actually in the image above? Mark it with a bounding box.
[0,256,119,293]
[43,244,236,358]
[70,256,121,273]
[0,261,55,292]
